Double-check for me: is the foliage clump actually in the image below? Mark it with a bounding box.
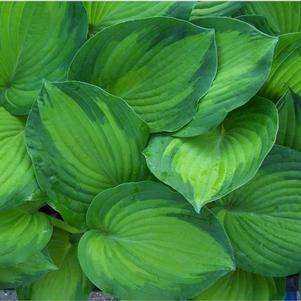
[0,1,300,300]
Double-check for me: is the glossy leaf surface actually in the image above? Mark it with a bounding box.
[260,33,301,102]
[276,89,301,152]
[195,269,278,300]
[190,2,243,19]
[69,17,217,132]
[0,107,38,210]
[0,209,52,266]
[17,229,92,300]
[84,2,194,35]
[0,2,87,114]
[25,81,149,228]
[176,17,277,137]
[0,252,56,289]
[145,97,278,212]
[242,2,301,34]
[78,181,234,300]
[216,145,301,276]
[236,15,276,35]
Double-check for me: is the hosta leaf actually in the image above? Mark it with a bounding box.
[0,252,56,289]
[17,229,92,300]
[272,278,286,300]
[0,208,52,266]
[190,2,243,19]
[176,17,277,137]
[50,217,81,235]
[0,107,38,210]
[260,33,301,102]
[69,17,217,133]
[78,181,234,300]
[145,97,278,212]
[0,2,87,115]
[25,81,149,228]
[242,2,301,34]
[216,145,301,276]
[276,89,301,151]
[236,15,277,36]
[195,269,278,300]
[84,2,194,35]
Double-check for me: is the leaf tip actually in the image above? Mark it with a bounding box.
[192,202,202,214]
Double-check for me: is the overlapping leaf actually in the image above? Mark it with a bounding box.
[17,229,92,300]
[0,2,87,114]
[69,17,217,133]
[276,89,301,152]
[260,33,301,102]
[84,2,194,35]
[190,1,243,19]
[176,17,277,137]
[0,252,56,289]
[242,2,301,34]
[0,208,52,266]
[0,107,38,210]
[195,269,279,301]
[25,81,149,228]
[236,15,276,36]
[0,2,298,299]
[145,97,278,212]
[216,145,301,276]
[78,181,234,300]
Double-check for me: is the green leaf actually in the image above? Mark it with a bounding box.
[0,106,38,210]
[78,181,234,300]
[190,2,243,19]
[0,252,56,289]
[17,229,93,300]
[215,145,301,276]
[276,89,301,152]
[0,2,87,115]
[271,278,286,300]
[145,97,278,212]
[69,17,217,133]
[25,81,149,228]
[195,269,278,300]
[236,15,277,36]
[0,208,52,266]
[176,16,277,137]
[260,33,301,102]
[50,217,81,235]
[84,2,194,35]
[242,2,301,34]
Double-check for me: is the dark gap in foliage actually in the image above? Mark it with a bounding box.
[39,205,63,220]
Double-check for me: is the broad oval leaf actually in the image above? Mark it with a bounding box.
[0,209,52,266]
[78,181,234,300]
[242,2,301,34]
[190,2,243,19]
[195,269,279,301]
[260,33,301,102]
[176,16,277,137]
[215,145,301,276]
[0,252,56,289]
[17,229,92,300]
[276,89,301,152]
[0,2,87,115]
[0,107,38,210]
[25,81,149,228]
[84,2,194,35]
[145,97,278,212]
[69,17,217,133]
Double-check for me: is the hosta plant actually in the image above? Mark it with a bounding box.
[0,1,300,300]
